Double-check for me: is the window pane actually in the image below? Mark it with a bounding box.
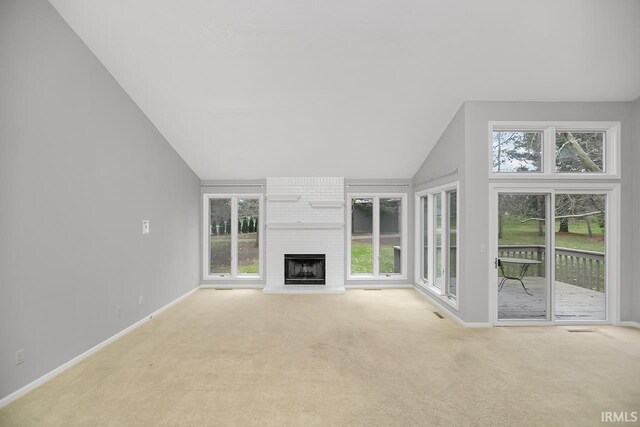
[351,198,373,274]
[555,132,604,173]
[379,197,402,275]
[554,194,606,320]
[492,131,543,173]
[434,194,443,289]
[237,198,260,276]
[209,198,232,274]
[421,196,429,281]
[447,190,457,296]
[497,194,547,320]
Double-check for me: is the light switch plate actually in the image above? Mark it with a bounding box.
[142,220,150,234]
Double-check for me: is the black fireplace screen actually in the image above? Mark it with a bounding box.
[284,254,326,285]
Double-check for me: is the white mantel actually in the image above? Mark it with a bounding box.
[263,177,346,294]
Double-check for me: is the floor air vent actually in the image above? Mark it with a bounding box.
[567,329,594,333]
[364,289,381,291]
[433,311,444,319]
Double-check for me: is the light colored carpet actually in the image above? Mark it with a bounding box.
[1,289,639,426]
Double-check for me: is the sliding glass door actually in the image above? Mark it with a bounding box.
[554,193,606,321]
[416,183,458,306]
[349,194,407,279]
[497,193,549,321]
[205,195,263,280]
[493,187,611,323]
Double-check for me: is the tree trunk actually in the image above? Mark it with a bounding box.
[586,216,593,238]
[498,214,503,239]
[562,132,602,172]
[537,197,544,237]
[559,217,570,233]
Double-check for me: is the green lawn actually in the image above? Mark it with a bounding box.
[210,234,259,275]
[499,217,604,252]
[351,243,395,274]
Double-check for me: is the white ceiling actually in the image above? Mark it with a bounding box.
[49,0,640,180]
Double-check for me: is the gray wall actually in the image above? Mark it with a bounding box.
[463,101,635,323]
[412,105,466,312]
[0,0,200,400]
[413,104,466,191]
[633,97,640,323]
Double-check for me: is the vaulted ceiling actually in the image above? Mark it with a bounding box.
[49,0,640,179]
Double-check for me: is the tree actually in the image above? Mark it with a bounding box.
[493,131,542,172]
[238,220,242,234]
[209,199,231,235]
[242,217,249,234]
[254,218,259,247]
[249,217,255,233]
[556,132,603,173]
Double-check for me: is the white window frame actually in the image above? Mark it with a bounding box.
[414,182,460,309]
[489,121,620,180]
[202,193,264,281]
[487,182,620,326]
[346,193,408,281]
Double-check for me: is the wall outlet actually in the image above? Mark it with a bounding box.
[138,296,143,305]
[116,305,122,316]
[142,220,150,234]
[16,349,25,365]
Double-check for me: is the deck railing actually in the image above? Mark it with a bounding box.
[498,245,605,292]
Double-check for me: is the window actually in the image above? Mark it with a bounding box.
[203,194,263,280]
[490,122,619,178]
[415,183,459,307]
[555,131,604,173]
[492,131,543,173]
[348,194,407,279]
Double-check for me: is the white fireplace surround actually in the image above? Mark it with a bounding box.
[263,177,346,294]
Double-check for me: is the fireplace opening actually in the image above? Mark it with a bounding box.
[284,254,326,285]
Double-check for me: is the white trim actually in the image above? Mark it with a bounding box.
[488,182,620,326]
[489,121,621,180]
[265,194,301,201]
[345,284,413,289]
[619,321,640,328]
[413,285,490,327]
[0,287,199,409]
[199,284,264,289]
[346,193,408,281]
[203,194,264,281]
[414,182,460,309]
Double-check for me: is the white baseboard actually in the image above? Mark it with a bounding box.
[413,285,491,328]
[619,321,640,328]
[200,284,264,289]
[345,284,414,289]
[0,286,199,409]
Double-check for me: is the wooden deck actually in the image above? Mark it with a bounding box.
[498,277,605,320]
